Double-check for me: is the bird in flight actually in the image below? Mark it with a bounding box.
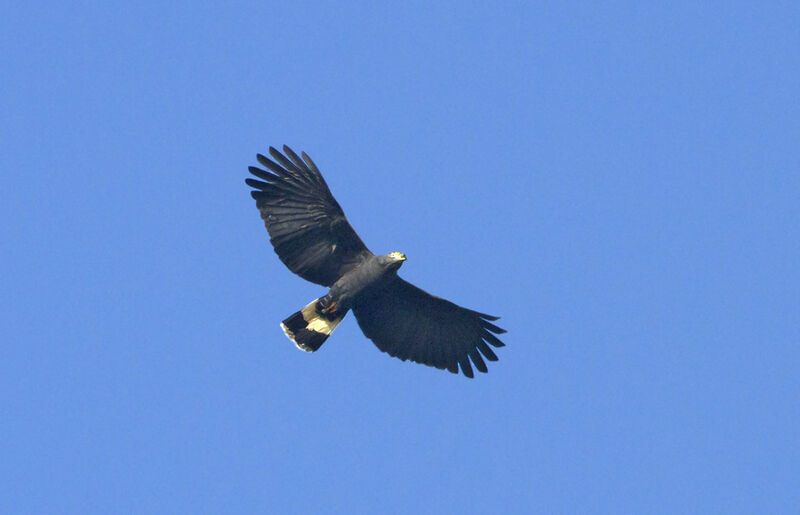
[246,146,506,377]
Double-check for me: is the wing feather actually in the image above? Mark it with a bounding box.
[247,146,372,286]
[352,276,506,377]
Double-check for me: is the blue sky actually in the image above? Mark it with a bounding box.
[2,1,798,513]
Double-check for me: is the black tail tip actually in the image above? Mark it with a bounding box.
[281,322,328,352]
[282,311,306,334]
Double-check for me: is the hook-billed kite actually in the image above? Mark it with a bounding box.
[246,146,506,377]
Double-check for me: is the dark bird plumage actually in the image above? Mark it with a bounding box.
[247,146,506,377]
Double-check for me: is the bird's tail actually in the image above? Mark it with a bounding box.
[280,298,346,352]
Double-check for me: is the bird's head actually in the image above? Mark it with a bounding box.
[381,251,407,270]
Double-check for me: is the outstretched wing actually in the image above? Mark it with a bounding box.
[351,275,506,378]
[246,146,372,287]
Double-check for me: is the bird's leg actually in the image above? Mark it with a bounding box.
[317,295,339,319]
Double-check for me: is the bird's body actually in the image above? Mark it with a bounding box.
[325,252,406,314]
[279,252,406,352]
[247,146,506,377]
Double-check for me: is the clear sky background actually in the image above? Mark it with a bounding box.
[2,1,798,513]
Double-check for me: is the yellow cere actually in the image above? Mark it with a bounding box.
[390,251,407,261]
